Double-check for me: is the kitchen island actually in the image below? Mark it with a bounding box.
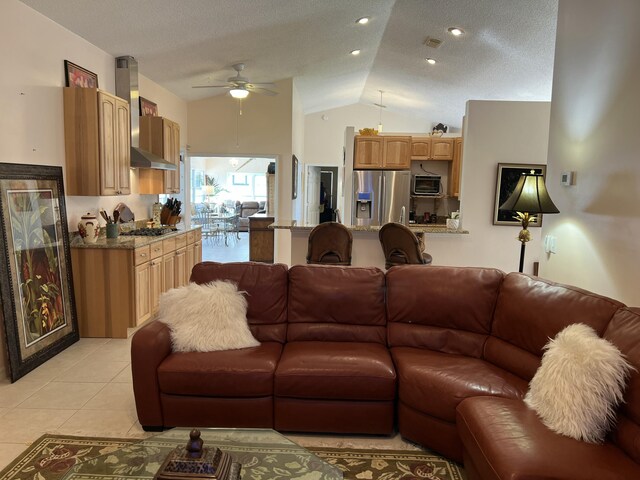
[272,222,468,269]
[70,226,201,338]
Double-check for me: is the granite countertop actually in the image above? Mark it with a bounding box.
[270,221,468,235]
[70,226,202,250]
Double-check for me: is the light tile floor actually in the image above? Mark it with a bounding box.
[0,328,421,471]
[202,232,249,262]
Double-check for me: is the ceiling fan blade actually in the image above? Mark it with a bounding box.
[246,86,278,96]
[247,82,276,88]
[192,84,230,89]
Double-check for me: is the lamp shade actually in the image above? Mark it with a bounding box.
[499,173,559,214]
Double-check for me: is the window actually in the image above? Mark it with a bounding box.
[232,174,249,186]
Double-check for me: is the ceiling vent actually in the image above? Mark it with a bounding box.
[424,37,443,48]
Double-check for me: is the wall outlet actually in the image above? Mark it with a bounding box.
[544,235,557,254]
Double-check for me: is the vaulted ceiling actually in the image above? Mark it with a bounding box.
[21,0,558,128]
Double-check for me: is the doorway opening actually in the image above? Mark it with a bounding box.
[305,165,339,225]
[189,155,276,262]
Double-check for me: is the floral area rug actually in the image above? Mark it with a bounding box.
[0,434,465,480]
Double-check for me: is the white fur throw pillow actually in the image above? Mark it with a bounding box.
[525,323,632,443]
[158,281,259,352]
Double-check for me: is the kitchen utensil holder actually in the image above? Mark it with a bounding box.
[106,223,119,239]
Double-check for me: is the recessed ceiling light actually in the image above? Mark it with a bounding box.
[351,49,361,56]
[356,17,370,25]
[448,27,465,36]
[426,58,436,65]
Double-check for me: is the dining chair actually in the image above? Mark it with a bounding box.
[378,222,433,269]
[306,222,353,265]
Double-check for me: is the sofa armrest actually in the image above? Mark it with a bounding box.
[131,319,173,429]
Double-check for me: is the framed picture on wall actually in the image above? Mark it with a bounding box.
[64,60,98,88]
[139,96,158,116]
[0,163,79,381]
[493,163,546,226]
[292,155,299,199]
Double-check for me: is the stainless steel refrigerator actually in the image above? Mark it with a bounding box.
[352,170,411,226]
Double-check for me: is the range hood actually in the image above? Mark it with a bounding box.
[115,56,176,170]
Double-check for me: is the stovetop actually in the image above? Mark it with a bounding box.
[120,227,177,237]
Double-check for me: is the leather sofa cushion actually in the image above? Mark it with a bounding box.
[457,396,640,480]
[486,273,623,380]
[604,307,640,463]
[392,346,526,422]
[158,342,282,397]
[190,262,288,342]
[275,341,396,401]
[387,266,504,351]
[287,265,386,343]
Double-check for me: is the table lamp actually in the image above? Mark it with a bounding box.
[499,171,559,273]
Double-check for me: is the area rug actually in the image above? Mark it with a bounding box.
[0,434,465,480]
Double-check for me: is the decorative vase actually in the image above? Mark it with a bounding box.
[78,212,100,244]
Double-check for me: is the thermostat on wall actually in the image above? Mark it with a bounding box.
[561,171,575,186]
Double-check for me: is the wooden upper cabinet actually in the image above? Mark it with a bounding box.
[64,88,131,196]
[450,137,464,198]
[353,135,411,170]
[115,99,131,194]
[139,117,181,194]
[431,138,454,160]
[166,121,180,194]
[353,136,384,169]
[411,138,431,160]
[382,137,411,169]
[411,137,454,161]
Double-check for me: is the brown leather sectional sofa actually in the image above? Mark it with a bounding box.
[131,262,640,479]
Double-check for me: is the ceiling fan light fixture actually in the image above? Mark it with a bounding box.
[230,87,249,99]
[448,26,465,36]
[356,17,370,25]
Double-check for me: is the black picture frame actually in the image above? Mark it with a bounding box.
[292,155,299,199]
[0,163,79,381]
[493,163,547,226]
[139,96,158,116]
[64,60,98,88]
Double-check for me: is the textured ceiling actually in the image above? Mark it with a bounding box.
[20,0,558,128]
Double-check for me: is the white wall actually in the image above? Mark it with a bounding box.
[0,0,188,379]
[425,100,552,273]
[304,103,434,168]
[539,0,640,306]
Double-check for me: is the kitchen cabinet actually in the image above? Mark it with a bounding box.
[450,138,463,198]
[185,229,199,284]
[135,261,151,325]
[63,88,131,196]
[70,228,202,338]
[411,137,454,161]
[249,214,275,263]
[353,136,411,170]
[138,116,181,194]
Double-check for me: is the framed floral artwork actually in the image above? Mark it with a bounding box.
[64,60,98,88]
[0,163,78,381]
[139,96,158,116]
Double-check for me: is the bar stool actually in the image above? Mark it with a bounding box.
[306,222,353,265]
[378,222,433,269]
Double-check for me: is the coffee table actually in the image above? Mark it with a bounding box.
[62,428,343,480]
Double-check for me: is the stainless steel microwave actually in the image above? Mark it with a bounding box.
[412,175,441,196]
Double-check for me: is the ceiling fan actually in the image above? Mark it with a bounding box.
[192,63,278,98]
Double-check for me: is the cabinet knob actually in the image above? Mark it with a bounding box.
[140,253,147,257]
